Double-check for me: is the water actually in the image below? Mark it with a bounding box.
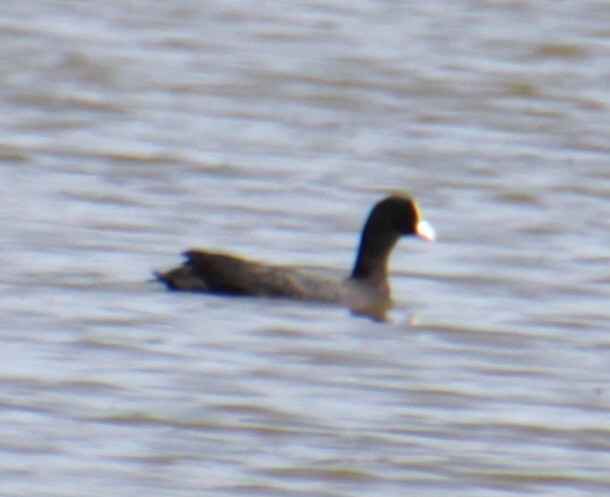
[1,1,609,496]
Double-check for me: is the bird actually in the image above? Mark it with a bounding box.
[154,194,434,320]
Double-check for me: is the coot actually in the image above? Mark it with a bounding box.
[155,194,434,320]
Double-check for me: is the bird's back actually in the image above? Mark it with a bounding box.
[156,250,344,301]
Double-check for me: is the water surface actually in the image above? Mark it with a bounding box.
[1,1,609,496]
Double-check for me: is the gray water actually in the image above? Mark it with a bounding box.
[1,1,609,496]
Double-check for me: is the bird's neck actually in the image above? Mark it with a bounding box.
[350,222,400,284]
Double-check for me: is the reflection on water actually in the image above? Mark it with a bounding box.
[1,0,609,496]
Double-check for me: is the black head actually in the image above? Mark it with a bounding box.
[367,195,435,240]
[351,195,434,281]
